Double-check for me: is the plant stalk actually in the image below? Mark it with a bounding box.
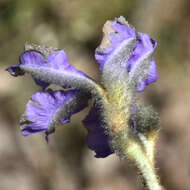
[126,140,163,190]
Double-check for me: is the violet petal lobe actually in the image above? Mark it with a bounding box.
[20,89,88,141]
[20,50,50,89]
[95,16,136,71]
[127,33,158,91]
[6,51,49,88]
[19,50,88,89]
[83,105,113,158]
[17,50,95,92]
[7,49,93,91]
[137,59,158,92]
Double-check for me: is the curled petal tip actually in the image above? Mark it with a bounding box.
[6,65,25,77]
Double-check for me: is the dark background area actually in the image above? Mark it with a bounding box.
[0,0,190,189]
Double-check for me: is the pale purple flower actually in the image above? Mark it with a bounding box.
[95,17,158,91]
[7,16,158,158]
[8,50,88,89]
[20,89,88,142]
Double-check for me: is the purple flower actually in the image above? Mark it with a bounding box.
[7,50,89,89]
[95,17,136,71]
[21,89,88,142]
[95,16,158,91]
[7,16,159,158]
[83,105,113,158]
[7,49,92,141]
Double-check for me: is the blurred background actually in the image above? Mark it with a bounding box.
[0,0,190,189]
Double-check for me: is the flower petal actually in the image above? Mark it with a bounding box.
[21,50,87,89]
[7,49,93,91]
[20,89,88,141]
[137,59,158,92]
[95,16,136,71]
[83,105,113,158]
[6,51,49,89]
[127,33,156,66]
[127,33,158,91]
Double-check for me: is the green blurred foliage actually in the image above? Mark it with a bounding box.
[0,0,138,63]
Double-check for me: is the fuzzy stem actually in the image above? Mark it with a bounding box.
[126,140,163,190]
[138,132,157,164]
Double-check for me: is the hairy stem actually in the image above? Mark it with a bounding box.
[126,140,163,190]
[137,132,157,164]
